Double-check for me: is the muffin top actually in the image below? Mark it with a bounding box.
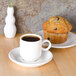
[43,16,72,34]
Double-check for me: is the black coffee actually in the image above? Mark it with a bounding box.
[22,36,40,42]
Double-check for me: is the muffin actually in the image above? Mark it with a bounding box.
[43,16,72,44]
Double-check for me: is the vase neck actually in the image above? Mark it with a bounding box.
[7,7,14,15]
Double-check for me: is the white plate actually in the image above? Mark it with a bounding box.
[8,47,53,67]
[36,30,76,48]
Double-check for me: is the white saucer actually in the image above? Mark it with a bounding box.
[36,30,76,48]
[8,47,53,67]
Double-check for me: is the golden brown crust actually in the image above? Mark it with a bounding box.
[43,16,72,34]
[44,30,68,44]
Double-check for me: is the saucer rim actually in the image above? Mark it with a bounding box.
[8,47,53,67]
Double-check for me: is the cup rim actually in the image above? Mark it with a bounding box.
[20,34,42,42]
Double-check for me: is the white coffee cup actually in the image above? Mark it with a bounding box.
[20,34,51,62]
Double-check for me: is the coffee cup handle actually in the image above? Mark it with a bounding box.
[42,40,51,51]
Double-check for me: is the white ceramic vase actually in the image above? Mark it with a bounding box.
[4,7,16,38]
